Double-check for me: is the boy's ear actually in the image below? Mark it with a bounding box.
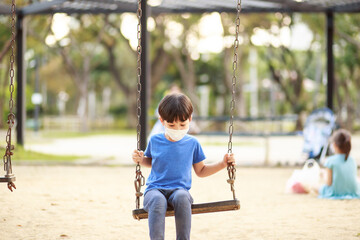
[159,116,165,125]
[189,115,192,122]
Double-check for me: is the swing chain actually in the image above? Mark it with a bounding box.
[2,0,16,192]
[227,0,242,200]
[134,164,145,209]
[134,0,145,210]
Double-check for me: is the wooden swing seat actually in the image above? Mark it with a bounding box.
[133,199,240,220]
[0,175,16,183]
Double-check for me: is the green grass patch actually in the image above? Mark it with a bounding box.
[0,146,86,162]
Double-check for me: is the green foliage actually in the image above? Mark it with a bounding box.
[0,17,11,43]
[0,145,84,162]
[1,7,359,131]
[332,14,360,129]
[109,105,127,117]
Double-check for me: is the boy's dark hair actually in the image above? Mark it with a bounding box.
[158,93,193,123]
[332,129,351,160]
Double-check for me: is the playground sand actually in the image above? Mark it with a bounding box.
[1,166,359,240]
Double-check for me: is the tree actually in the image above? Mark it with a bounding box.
[29,14,108,131]
[98,14,176,126]
[159,15,202,113]
[0,15,13,128]
[261,13,324,130]
[332,14,360,130]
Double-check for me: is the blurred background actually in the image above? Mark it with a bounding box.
[1,0,360,166]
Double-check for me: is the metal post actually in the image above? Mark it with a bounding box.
[140,0,150,151]
[34,58,40,132]
[16,11,26,145]
[326,11,334,110]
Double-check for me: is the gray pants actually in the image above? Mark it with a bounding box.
[144,188,193,240]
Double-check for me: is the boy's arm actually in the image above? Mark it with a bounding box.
[193,161,226,178]
[193,153,235,178]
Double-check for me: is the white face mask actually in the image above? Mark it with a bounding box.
[165,127,189,141]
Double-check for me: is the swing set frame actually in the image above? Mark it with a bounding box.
[132,0,242,220]
[0,0,16,192]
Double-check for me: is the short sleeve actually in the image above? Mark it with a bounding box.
[324,157,334,169]
[144,139,152,158]
[193,140,206,164]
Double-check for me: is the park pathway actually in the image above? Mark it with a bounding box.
[22,134,360,166]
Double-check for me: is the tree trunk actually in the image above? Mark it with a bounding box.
[60,48,91,132]
[0,39,12,63]
[151,48,171,95]
[267,55,305,130]
[125,90,137,128]
[334,77,343,126]
[77,93,88,132]
[236,47,246,118]
[343,78,355,131]
[80,57,91,132]
[171,49,200,114]
[103,43,139,128]
[0,61,10,128]
[223,47,246,118]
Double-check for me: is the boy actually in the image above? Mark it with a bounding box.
[132,93,235,240]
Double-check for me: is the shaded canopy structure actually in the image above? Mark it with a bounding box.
[0,0,360,147]
[1,0,360,14]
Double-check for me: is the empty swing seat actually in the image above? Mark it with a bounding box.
[133,199,240,220]
[0,175,16,183]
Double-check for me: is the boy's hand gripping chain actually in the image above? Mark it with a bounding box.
[2,0,16,192]
[227,0,242,201]
[134,0,145,213]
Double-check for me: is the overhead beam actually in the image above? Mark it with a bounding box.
[262,0,324,12]
[55,0,137,14]
[152,7,330,14]
[18,7,360,15]
[0,3,11,14]
[332,2,360,12]
[1,0,359,15]
[26,9,135,15]
[21,0,67,15]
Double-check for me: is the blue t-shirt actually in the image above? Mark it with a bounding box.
[144,133,206,194]
[319,154,360,199]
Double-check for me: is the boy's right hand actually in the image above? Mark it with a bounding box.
[132,150,144,164]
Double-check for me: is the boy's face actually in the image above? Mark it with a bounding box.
[160,116,192,130]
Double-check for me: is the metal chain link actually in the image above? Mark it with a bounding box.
[2,0,16,192]
[227,0,242,200]
[134,164,145,210]
[134,0,145,213]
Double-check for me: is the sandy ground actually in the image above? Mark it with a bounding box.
[1,166,360,240]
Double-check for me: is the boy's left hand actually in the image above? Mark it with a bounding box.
[223,153,236,168]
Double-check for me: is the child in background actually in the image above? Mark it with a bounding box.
[318,129,360,199]
[132,93,235,240]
